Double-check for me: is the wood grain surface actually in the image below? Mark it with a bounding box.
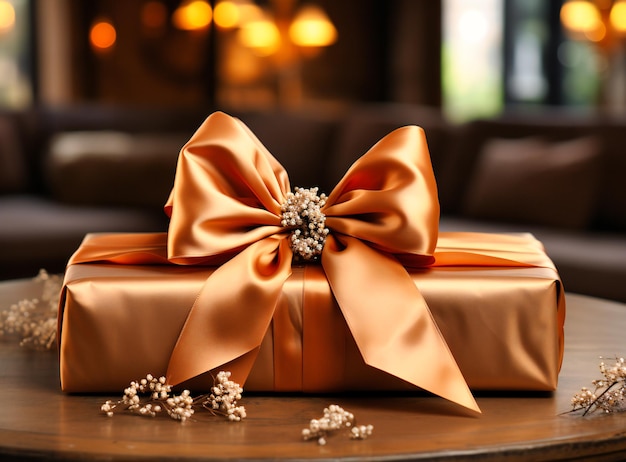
[1,278,626,461]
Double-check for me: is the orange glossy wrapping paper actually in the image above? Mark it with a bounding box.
[59,231,564,395]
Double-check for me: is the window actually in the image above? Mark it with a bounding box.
[0,0,33,108]
[443,0,608,119]
[442,0,504,121]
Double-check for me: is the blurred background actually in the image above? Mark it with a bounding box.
[2,0,625,118]
[1,0,626,304]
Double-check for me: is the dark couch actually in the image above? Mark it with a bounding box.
[1,103,625,302]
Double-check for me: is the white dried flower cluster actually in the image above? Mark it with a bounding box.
[101,374,194,422]
[205,371,247,421]
[0,269,62,350]
[302,404,373,445]
[281,187,329,261]
[571,356,626,416]
[101,372,246,423]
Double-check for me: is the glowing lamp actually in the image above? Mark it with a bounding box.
[90,19,117,52]
[237,13,281,56]
[214,1,241,29]
[561,1,602,33]
[172,0,212,31]
[288,5,337,47]
[0,0,16,33]
[610,0,626,33]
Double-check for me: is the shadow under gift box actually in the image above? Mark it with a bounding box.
[57,231,564,394]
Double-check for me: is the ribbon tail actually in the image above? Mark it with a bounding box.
[67,233,170,265]
[322,235,480,413]
[433,251,536,268]
[166,236,292,387]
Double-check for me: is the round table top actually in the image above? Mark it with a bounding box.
[1,277,626,461]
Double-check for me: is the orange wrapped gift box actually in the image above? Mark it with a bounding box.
[58,113,565,414]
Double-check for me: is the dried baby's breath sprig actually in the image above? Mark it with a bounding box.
[281,187,329,262]
[101,372,246,423]
[569,356,626,416]
[302,404,373,445]
[203,371,247,421]
[0,269,62,350]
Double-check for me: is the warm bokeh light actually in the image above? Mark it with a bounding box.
[586,19,606,41]
[560,1,602,33]
[221,41,264,84]
[236,2,264,23]
[288,5,337,47]
[172,0,212,31]
[214,1,240,29]
[609,0,626,33]
[90,19,117,52]
[141,1,167,29]
[0,0,16,33]
[238,15,281,56]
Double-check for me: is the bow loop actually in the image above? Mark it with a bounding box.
[324,125,439,258]
[165,112,290,264]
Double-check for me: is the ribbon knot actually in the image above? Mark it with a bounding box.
[163,111,480,413]
[281,187,329,261]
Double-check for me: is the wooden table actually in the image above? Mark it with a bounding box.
[1,277,626,461]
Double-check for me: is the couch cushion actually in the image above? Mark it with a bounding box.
[44,131,188,208]
[0,113,28,194]
[437,115,602,215]
[462,136,602,229]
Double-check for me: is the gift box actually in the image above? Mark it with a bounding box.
[58,112,565,413]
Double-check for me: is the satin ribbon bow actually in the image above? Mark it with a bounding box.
[163,111,479,413]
